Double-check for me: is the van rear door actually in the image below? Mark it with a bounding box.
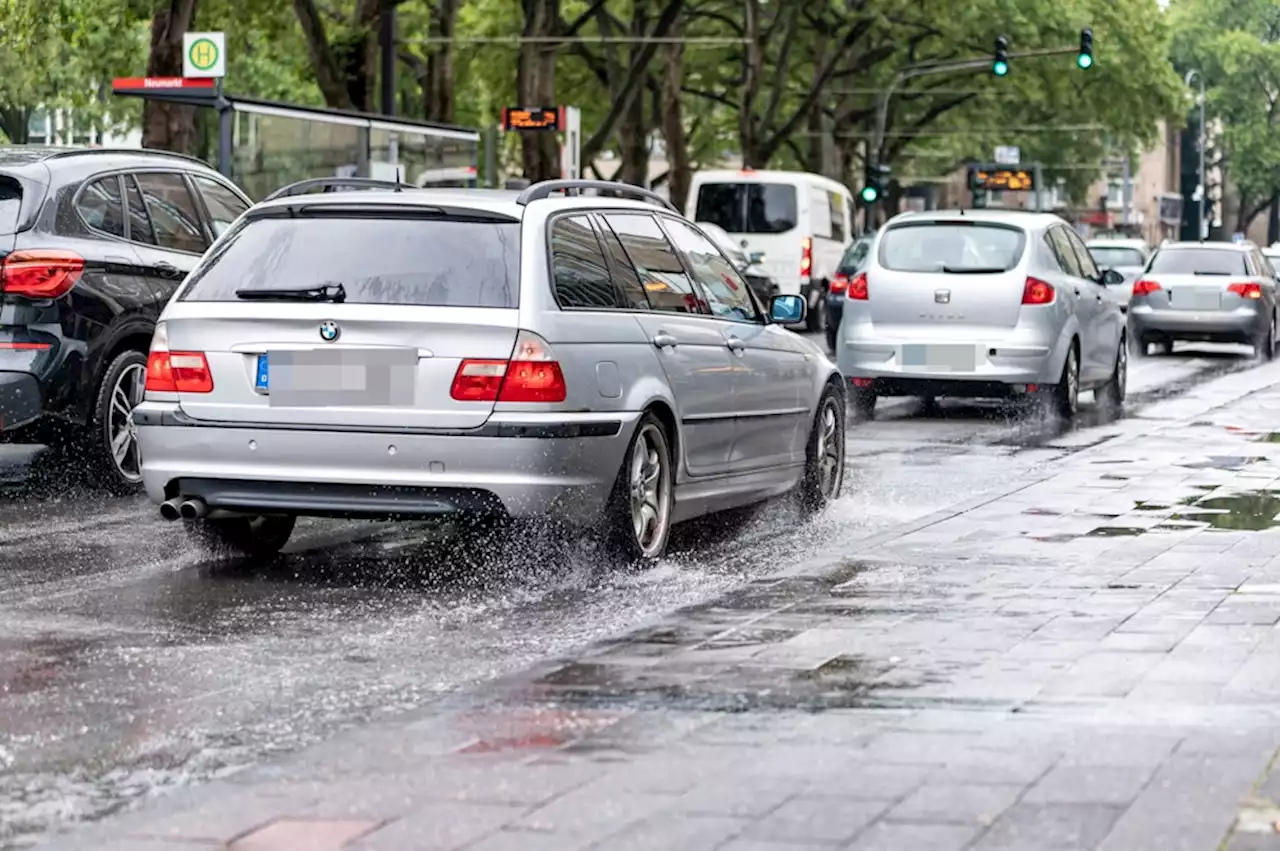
[691,180,802,294]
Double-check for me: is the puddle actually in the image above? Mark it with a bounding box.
[1134,502,1172,511]
[1168,490,1280,531]
[1027,533,1078,543]
[1023,507,1064,516]
[1086,527,1148,537]
[1180,456,1265,470]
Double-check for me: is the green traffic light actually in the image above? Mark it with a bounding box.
[993,60,1009,77]
[1076,53,1093,69]
[861,186,879,203]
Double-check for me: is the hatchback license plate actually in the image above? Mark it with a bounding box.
[901,344,976,372]
[1175,289,1221,310]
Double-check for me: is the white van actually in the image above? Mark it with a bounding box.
[687,168,855,332]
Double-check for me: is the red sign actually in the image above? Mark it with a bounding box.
[111,77,217,95]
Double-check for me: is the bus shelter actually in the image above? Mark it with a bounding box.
[111,78,480,199]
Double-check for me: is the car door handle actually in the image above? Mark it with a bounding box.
[652,332,678,349]
[155,262,183,279]
[1095,294,1104,303]
[726,336,746,352]
[1074,287,1082,297]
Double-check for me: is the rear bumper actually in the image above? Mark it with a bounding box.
[134,403,638,521]
[0,372,42,432]
[836,338,1061,391]
[1129,305,1263,343]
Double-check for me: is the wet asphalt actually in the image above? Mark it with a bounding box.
[0,340,1266,847]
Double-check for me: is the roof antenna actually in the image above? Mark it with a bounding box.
[394,167,403,192]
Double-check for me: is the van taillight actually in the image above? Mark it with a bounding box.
[0,250,84,299]
[800,237,812,279]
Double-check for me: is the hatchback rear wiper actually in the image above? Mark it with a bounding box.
[1192,271,1229,276]
[941,265,1007,274]
[235,282,347,303]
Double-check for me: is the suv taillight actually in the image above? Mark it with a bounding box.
[0,250,85,299]
[451,330,567,403]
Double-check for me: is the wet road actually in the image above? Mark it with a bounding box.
[0,341,1265,847]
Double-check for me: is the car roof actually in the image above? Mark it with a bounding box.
[692,168,851,195]
[885,209,1064,229]
[1086,238,1148,249]
[1158,240,1253,251]
[248,187,676,220]
[0,145,216,172]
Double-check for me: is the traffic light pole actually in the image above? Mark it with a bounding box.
[868,44,1088,221]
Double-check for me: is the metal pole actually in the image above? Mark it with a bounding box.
[215,79,233,179]
[380,9,397,116]
[1185,69,1205,240]
[1122,155,1132,233]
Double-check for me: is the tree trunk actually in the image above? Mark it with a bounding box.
[142,0,199,154]
[292,0,356,109]
[0,108,30,144]
[738,0,763,168]
[425,0,458,122]
[805,32,828,174]
[659,19,691,210]
[616,3,650,186]
[517,0,560,181]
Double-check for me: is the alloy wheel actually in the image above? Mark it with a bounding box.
[628,423,671,558]
[815,397,844,499]
[108,363,147,483]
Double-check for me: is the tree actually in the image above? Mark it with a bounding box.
[1169,0,1280,237]
[143,0,199,152]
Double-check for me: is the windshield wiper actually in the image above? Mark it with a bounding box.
[941,265,1007,274]
[235,282,347,303]
[1192,271,1230,276]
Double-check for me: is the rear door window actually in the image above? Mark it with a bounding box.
[879,222,1026,273]
[550,215,624,309]
[601,212,706,314]
[0,178,20,235]
[1147,248,1247,275]
[124,175,158,245]
[179,213,520,307]
[1065,229,1100,279]
[593,216,652,310]
[75,176,126,239]
[661,218,761,322]
[1046,228,1084,277]
[192,175,250,238]
[693,182,798,234]
[134,172,209,254]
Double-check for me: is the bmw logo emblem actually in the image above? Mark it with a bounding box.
[319,321,340,342]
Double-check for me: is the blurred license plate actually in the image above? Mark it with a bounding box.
[901,344,976,371]
[1175,290,1221,310]
[258,349,417,407]
[255,354,269,391]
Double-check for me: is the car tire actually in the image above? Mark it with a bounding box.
[183,515,297,561]
[824,323,838,354]
[1098,337,1128,410]
[806,284,825,333]
[851,386,877,420]
[1257,312,1276,362]
[602,413,674,565]
[1051,343,1080,419]
[88,349,149,495]
[797,383,846,515]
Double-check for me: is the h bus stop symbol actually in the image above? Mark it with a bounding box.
[183,32,226,79]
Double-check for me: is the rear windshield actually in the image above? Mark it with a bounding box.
[0,178,20,235]
[179,215,519,306]
[694,182,798,234]
[1088,246,1145,268]
[878,223,1026,273]
[1147,247,1246,275]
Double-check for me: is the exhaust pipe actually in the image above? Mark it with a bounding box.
[178,497,208,520]
[159,498,183,521]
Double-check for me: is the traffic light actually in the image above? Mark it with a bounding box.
[1077,27,1094,69]
[861,163,890,204]
[993,36,1010,77]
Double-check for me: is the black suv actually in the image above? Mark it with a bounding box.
[0,147,251,491]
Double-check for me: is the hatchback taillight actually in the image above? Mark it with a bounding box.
[847,272,868,300]
[1022,277,1055,305]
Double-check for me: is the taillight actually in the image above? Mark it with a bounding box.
[1022,277,1055,305]
[144,322,213,393]
[1132,279,1161,297]
[800,237,812,279]
[847,272,868,300]
[0,250,85,299]
[1228,282,1263,300]
[830,273,849,294]
[450,330,567,403]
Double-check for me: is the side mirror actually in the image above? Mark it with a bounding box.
[1100,268,1125,286]
[769,293,806,324]
[749,251,766,264]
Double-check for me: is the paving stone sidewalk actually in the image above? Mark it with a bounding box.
[35,371,1280,851]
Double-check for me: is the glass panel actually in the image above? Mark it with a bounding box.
[1148,248,1248,275]
[879,223,1027,273]
[75,176,126,238]
[134,172,208,254]
[371,127,477,187]
[229,109,366,201]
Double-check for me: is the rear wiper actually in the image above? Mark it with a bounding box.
[235,282,347,303]
[1192,271,1228,276]
[941,265,1007,274]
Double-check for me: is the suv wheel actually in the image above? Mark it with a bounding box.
[90,350,148,494]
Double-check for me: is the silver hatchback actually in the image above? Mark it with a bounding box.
[834,210,1128,418]
[135,179,847,563]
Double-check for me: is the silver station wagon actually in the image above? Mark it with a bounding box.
[134,179,848,563]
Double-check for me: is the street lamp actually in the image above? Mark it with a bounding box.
[1185,69,1206,240]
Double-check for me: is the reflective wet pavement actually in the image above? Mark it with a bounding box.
[5,343,1280,850]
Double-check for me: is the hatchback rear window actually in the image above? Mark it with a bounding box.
[878,222,1026,273]
[694,182,797,234]
[0,178,21,236]
[179,215,519,306]
[1147,247,1246,276]
[1088,246,1145,268]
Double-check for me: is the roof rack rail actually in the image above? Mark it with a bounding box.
[43,147,212,168]
[263,177,413,203]
[515,179,678,213]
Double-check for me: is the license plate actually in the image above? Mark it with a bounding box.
[901,344,977,372]
[258,349,417,407]
[1174,289,1221,310]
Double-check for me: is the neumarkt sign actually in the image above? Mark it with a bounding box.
[183,32,226,79]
